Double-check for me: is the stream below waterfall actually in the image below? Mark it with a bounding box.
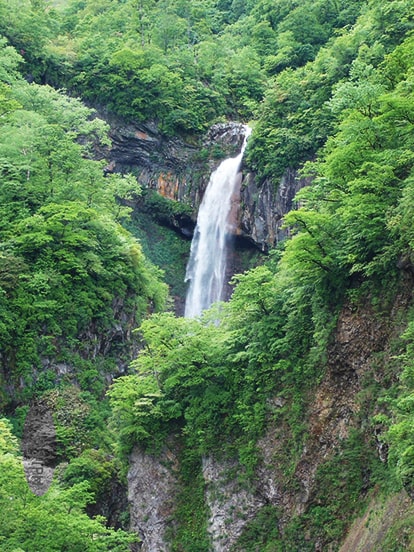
[184,126,251,318]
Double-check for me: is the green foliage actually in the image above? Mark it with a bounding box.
[0,421,138,551]
[141,189,193,223]
[267,29,414,287]
[108,312,230,456]
[0,0,58,81]
[231,505,282,552]
[3,0,414,549]
[247,28,362,180]
[108,240,339,478]
[0,66,167,404]
[247,0,414,181]
[0,418,19,455]
[62,448,118,502]
[45,386,95,459]
[126,209,191,300]
[305,432,378,544]
[234,431,385,552]
[381,511,414,551]
[386,319,414,496]
[0,0,365,135]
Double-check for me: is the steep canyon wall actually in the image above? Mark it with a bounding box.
[113,120,414,549]
[127,275,414,551]
[107,120,308,252]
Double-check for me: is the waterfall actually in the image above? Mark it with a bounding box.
[184,125,251,318]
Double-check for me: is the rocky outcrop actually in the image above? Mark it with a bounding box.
[107,119,306,250]
[108,121,245,211]
[203,122,247,155]
[202,456,265,551]
[238,168,311,251]
[128,445,179,552]
[107,120,194,174]
[22,400,57,496]
[339,490,414,552]
[108,120,199,205]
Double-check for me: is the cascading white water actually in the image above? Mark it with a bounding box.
[184,126,251,318]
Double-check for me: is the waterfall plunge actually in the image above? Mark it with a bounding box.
[184,126,251,318]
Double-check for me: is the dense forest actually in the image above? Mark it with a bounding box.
[1,0,414,550]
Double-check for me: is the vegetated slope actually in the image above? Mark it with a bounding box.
[1,0,414,550]
[0,0,364,135]
[0,37,167,549]
[0,41,168,404]
[107,1,414,550]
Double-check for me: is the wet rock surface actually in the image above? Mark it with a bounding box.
[107,119,305,250]
[239,168,310,251]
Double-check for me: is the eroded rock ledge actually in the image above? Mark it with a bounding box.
[107,119,307,251]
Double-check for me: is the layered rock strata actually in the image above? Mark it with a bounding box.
[107,120,306,250]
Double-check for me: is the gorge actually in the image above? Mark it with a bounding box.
[106,119,309,313]
[1,0,414,550]
[107,119,307,252]
[115,117,414,550]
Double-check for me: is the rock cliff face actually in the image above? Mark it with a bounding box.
[108,120,200,207]
[107,120,305,251]
[22,400,57,496]
[116,120,414,548]
[128,445,179,551]
[238,168,311,251]
[126,276,414,551]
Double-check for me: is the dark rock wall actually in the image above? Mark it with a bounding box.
[239,168,311,251]
[108,120,203,209]
[107,120,306,251]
